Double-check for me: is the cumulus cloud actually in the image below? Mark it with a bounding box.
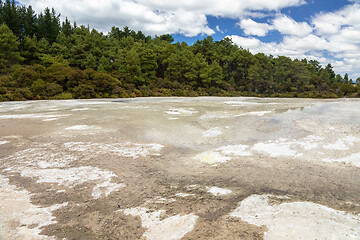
[272,14,313,37]
[228,35,316,57]
[229,34,355,75]
[239,19,272,36]
[232,3,360,79]
[18,0,305,36]
[238,14,312,37]
[312,3,360,77]
[312,12,345,35]
[228,31,356,75]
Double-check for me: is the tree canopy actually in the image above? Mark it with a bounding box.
[0,0,359,101]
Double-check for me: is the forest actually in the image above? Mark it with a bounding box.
[0,0,360,101]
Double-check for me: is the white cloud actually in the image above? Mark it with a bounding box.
[312,3,360,77]
[312,3,360,35]
[216,25,224,33]
[229,36,263,49]
[18,0,305,36]
[137,0,306,17]
[232,3,360,79]
[282,34,328,52]
[238,14,312,37]
[272,14,313,37]
[312,12,345,35]
[228,33,358,78]
[239,19,272,36]
[228,34,323,57]
[331,27,360,44]
[242,11,274,19]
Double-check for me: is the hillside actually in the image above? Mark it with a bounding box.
[0,0,359,101]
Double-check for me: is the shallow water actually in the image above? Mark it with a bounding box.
[285,100,360,123]
[0,97,359,239]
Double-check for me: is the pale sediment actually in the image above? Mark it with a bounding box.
[0,97,359,239]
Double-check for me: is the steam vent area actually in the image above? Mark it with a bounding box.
[0,97,359,240]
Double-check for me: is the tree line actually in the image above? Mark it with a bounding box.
[0,0,359,101]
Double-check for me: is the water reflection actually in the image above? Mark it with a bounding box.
[288,101,360,123]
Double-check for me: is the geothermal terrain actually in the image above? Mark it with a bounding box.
[0,97,359,240]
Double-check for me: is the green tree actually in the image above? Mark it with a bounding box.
[159,34,174,43]
[37,8,60,42]
[22,5,37,37]
[192,36,215,63]
[61,17,73,36]
[1,0,22,37]
[97,56,111,72]
[84,53,97,70]
[0,24,23,68]
[325,64,335,81]
[335,74,343,83]
[39,53,69,67]
[185,53,211,87]
[123,48,143,86]
[165,49,194,84]
[21,35,40,64]
[139,48,157,81]
[308,60,321,74]
[209,61,225,86]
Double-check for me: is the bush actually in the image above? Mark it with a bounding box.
[72,84,96,99]
[13,66,41,87]
[46,83,63,97]
[30,79,47,96]
[43,64,71,86]
[66,69,88,89]
[52,92,73,100]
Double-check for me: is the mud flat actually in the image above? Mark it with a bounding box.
[0,97,359,239]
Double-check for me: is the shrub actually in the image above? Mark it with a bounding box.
[72,84,96,99]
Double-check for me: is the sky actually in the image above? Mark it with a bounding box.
[18,0,360,80]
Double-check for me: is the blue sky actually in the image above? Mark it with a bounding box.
[173,0,351,44]
[19,0,360,79]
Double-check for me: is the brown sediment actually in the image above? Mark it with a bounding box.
[0,97,359,239]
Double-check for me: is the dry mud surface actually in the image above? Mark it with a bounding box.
[0,97,360,240]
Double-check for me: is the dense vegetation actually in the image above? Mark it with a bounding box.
[0,0,359,101]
